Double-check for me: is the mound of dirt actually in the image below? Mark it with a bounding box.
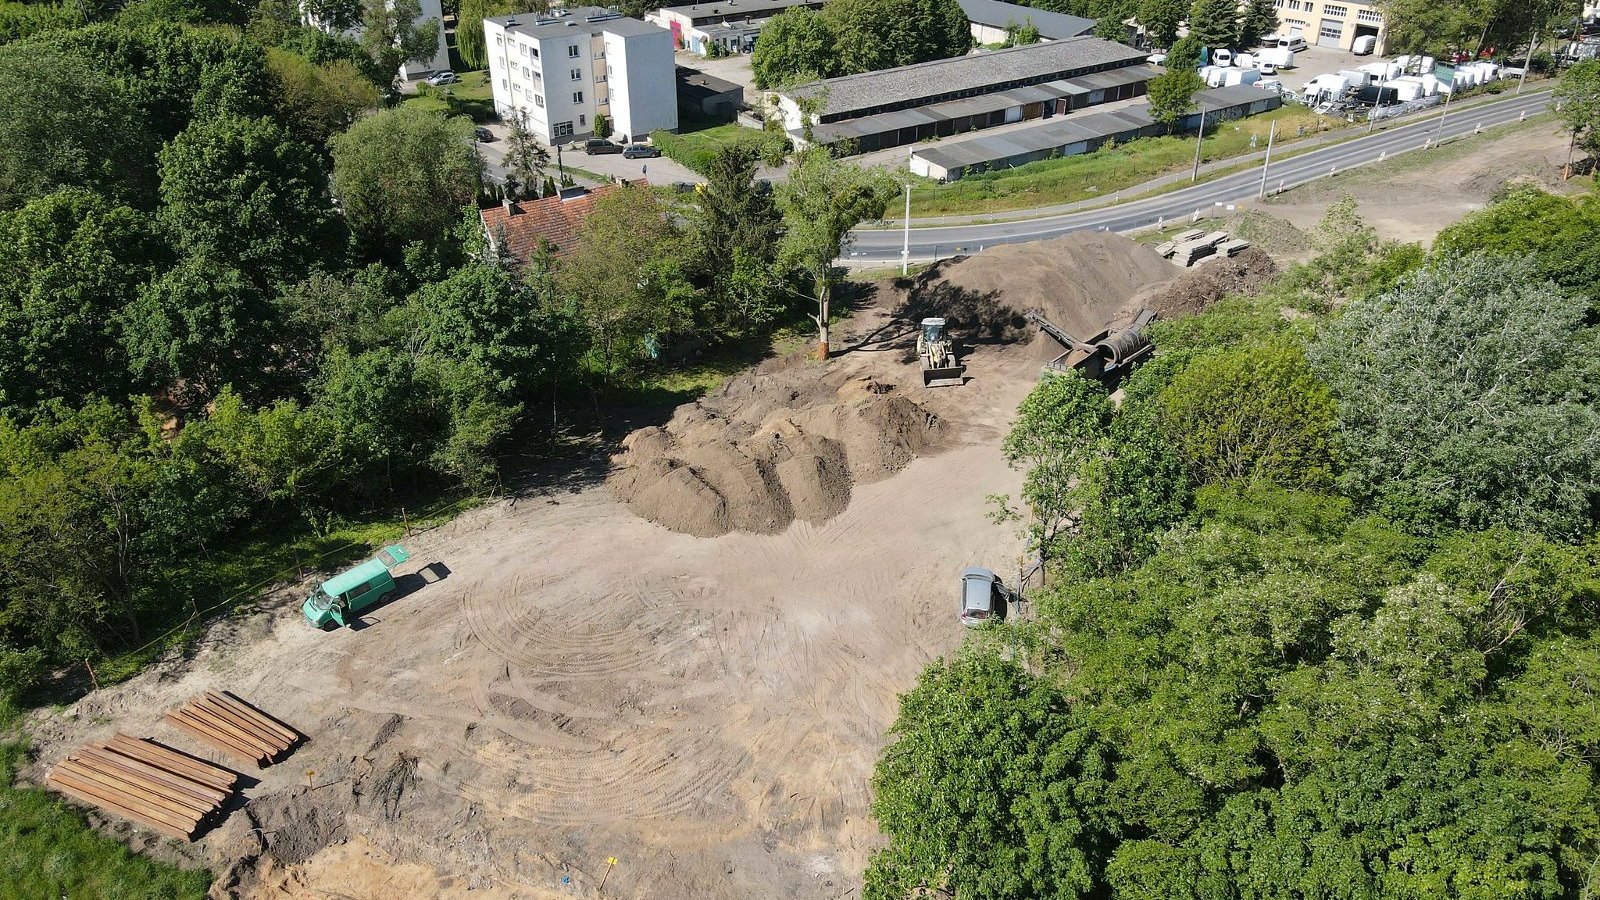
[908,231,1176,340]
[1126,246,1278,321]
[609,369,944,537]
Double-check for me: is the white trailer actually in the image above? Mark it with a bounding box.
[1352,34,1377,55]
[1257,47,1297,68]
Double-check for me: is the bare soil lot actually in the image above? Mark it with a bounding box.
[26,249,1132,898]
[1247,116,1578,248]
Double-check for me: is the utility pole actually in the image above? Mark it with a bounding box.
[900,182,911,275]
[1433,85,1454,145]
[1257,120,1277,199]
[1191,105,1207,182]
[1518,27,1538,95]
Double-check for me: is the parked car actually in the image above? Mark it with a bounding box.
[1146,51,1168,65]
[959,566,1011,627]
[582,139,624,155]
[1213,48,1234,66]
[1268,34,1309,52]
[1259,61,1278,75]
[622,143,660,158]
[303,546,410,629]
[425,70,457,86]
[474,126,494,142]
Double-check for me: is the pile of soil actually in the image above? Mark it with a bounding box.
[1127,246,1278,320]
[609,365,944,537]
[906,231,1179,360]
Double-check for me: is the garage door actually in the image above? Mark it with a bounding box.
[1318,21,1343,47]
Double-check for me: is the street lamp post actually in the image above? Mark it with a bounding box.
[900,182,911,275]
[1191,106,1207,182]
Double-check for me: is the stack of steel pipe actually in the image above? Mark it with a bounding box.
[162,691,301,768]
[46,734,238,841]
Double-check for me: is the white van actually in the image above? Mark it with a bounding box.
[1213,48,1234,66]
[1272,35,1309,52]
[1352,34,1377,55]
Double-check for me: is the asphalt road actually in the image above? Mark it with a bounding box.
[849,89,1554,262]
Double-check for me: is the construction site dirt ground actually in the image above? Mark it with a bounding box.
[19,281,1051,900]
[1244,114,1582,248]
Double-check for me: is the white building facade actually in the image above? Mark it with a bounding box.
[486,8,678,145]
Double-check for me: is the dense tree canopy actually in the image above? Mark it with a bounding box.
[871,199,1600,900]
[752,0,971,88]
[330,104,481,253]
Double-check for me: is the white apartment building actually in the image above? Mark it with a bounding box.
[485,8,678,146]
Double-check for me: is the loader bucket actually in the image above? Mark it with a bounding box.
[923,366,965,387]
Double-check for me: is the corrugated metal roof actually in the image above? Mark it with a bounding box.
[954,0,1095,38]
[787,37,1147,118]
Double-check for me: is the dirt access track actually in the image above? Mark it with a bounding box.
[22,264,1093,897]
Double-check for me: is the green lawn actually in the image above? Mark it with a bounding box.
[650,122,788,174]
[908,105,1340,217]
[402,70,496,122]
[0,744,211,900]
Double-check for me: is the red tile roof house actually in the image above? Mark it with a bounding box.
[479,181,647,265]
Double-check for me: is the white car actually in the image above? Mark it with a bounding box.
[1214,48,1234,66]
[1260,62,1278,75]
[425,70,457,86]
[1147,52,1168,65]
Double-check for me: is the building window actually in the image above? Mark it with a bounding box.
[523,66,531,78]
[534,93,544,108]
[1323,4,1347,15]
[495,35,502,45]
[573,91,584,103]
[606,64,614,77]
[553,121,574,137]
[567,45,579,57]
[571,67,581,80]
[1356,8,1382,22]
[579,114,586,126]
[531,46,540,58]
[499,78,508,88]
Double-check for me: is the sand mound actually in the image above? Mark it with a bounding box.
[609,371,943,537]
[908,231,1176,341]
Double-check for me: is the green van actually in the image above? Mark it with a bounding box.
[302,545,410,629]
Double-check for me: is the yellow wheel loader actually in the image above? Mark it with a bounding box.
[917,318,965,387]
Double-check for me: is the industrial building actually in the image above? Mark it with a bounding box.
[1273,0,1387,52]
[956,0,1094,43]
[485,7,677,146]
[775,36,1152,153]
[908,84,1282,181]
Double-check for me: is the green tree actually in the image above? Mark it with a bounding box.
[358,0,440,85]
[455,0,513,70]
[1307,253,1600,538]
[751,6,837,88]
[996,372,1113,564]
[1094,13,1129,40]
[1432,185,1600,298]
[191,40,279,120]
[866,652,1112,900]
[1166,33,1202,69]
[503,110,550,200]
[408,262,555,395]
[775,148,896,357]
[558,184,698,379]
[692,143,785,332]
[828,0,972,74]
[1145,68,1205,132]
[1236,0,1278,47]
[120,260,277,404]
[1004,17,1042,45]
[331,104,481,253]
[157,114,336,285]
[1138,0,1185,47]
[1187,0,1239,49]
[0,44,154,209]
[266,49,382,144]
[0,189,166,414]
[1156,338,1339,490]
[1553,59,1600,174]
